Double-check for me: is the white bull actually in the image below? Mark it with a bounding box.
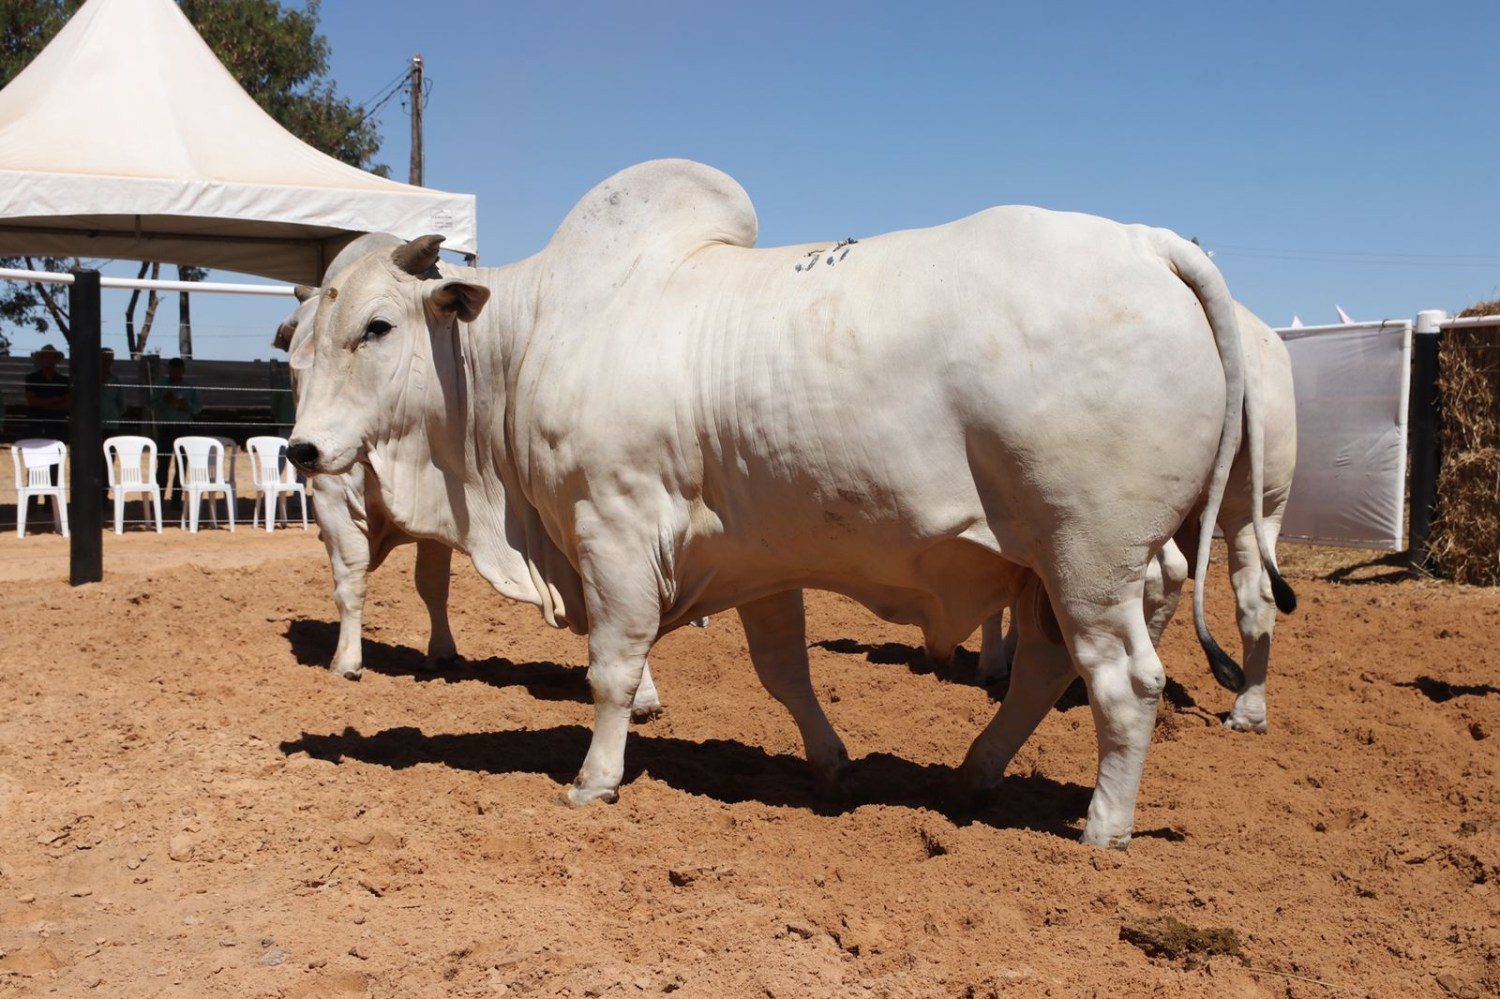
[977,305,1296,732]
[272,235,460,680]
[287,159,1286,847]
[275,241,667,717]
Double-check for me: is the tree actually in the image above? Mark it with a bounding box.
[0,0,383,351]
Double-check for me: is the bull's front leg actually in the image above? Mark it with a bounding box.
[314,483,371,681]
[974,609,1016,688]
[958,575,1076,798]
[737,591,849,796]
[1143,540,1189,647]
[566,546,661,807]
[630,661,664,723]
[413,540,459,668]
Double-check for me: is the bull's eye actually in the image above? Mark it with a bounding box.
[361,320,393,343]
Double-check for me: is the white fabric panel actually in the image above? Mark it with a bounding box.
[0,0,477,281]
[1276,321,1412,550]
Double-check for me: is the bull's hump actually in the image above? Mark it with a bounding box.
[545,159,759,266]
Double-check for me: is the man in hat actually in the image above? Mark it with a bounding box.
[100,348,127,431]
[24,343,70,441]
[150,357,203,493]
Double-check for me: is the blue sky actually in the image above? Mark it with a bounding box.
[12,0,1500,361]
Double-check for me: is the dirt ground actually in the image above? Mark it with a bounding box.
[0,526,1495,997]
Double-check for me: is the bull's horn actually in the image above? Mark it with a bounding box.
[393,234,445,276]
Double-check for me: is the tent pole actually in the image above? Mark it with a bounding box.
[68,268,104,585]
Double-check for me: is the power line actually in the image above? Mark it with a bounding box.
[354,66,411,111]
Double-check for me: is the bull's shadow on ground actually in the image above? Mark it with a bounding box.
[1396,674,1500,702]
[280,723,1100,839]
[1324,550,1412,586]
[811,638,1107,712]
[283,619,589,704]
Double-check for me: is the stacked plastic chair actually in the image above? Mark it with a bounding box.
[247,436,308,532]
[103,435,163,533]
[11,438,69,538]
[173,436,236,532]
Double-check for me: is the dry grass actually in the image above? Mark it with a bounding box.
[1428,301,1500,586]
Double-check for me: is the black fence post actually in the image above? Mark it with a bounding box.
[68,269,104,585]
[1407,309,1445,573]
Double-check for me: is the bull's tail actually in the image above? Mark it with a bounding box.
[1156,234,1248,693]
[1240,314,1298,616]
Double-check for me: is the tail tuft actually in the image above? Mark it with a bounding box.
[1203,634,1245,693]
[1268,565,1297,615]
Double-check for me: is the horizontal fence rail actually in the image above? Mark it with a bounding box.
[0,266,295,297]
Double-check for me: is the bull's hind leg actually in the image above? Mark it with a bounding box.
[1046,566,1165,849]
[959,575,1076,794]
[738,591,849,795]
[1223,518,1277,733]
[414,540,459,668]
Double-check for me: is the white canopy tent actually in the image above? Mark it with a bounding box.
[0,0,477,283]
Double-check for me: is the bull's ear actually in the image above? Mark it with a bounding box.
[425,279,490,323]
[289,330,316,370]
[293,284,317,303]
[272,318,297,351]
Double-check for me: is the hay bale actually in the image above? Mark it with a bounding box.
[1429,303,1500,585]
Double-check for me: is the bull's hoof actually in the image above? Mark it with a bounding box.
[1079,826,1132,851]
[812,764,853,806]
[807,745,852,800]
[330,664,363,681]
[564,783,620,807]
[423,653,461,673]
[1223,714,1268,734]
[975,663,1010,690]
[630,704,665,724]
[939,773,992,818]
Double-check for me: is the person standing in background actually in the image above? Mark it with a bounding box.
[23,343,70,441]
[150,357,202,494]
[100,348,127,432]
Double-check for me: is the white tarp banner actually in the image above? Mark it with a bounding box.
[1275,321,1412,550]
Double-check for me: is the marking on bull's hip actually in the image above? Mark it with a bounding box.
[793,237,859,272]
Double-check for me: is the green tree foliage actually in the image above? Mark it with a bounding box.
[0,0,383,349]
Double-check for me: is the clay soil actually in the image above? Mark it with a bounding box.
[0,528,1496,997]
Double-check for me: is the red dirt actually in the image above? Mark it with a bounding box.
[0,531,1496,997]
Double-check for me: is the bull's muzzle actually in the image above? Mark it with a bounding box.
[286,440,321,474]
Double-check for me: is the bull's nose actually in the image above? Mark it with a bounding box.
[286,441,320,473]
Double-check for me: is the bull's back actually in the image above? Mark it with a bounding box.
[687,207,1224,564]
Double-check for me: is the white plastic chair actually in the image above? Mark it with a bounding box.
[11,438,69,538]
[246,436,308,532]
[103,435,163,534]
[210,436,239,493]
[173,436,235,533]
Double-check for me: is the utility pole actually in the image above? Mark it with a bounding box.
[408,53,424,186]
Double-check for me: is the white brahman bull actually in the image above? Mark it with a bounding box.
[286,159,1288,847]
[976,306,1296,732]
[271,234,460,680]
[274,236,670,714]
